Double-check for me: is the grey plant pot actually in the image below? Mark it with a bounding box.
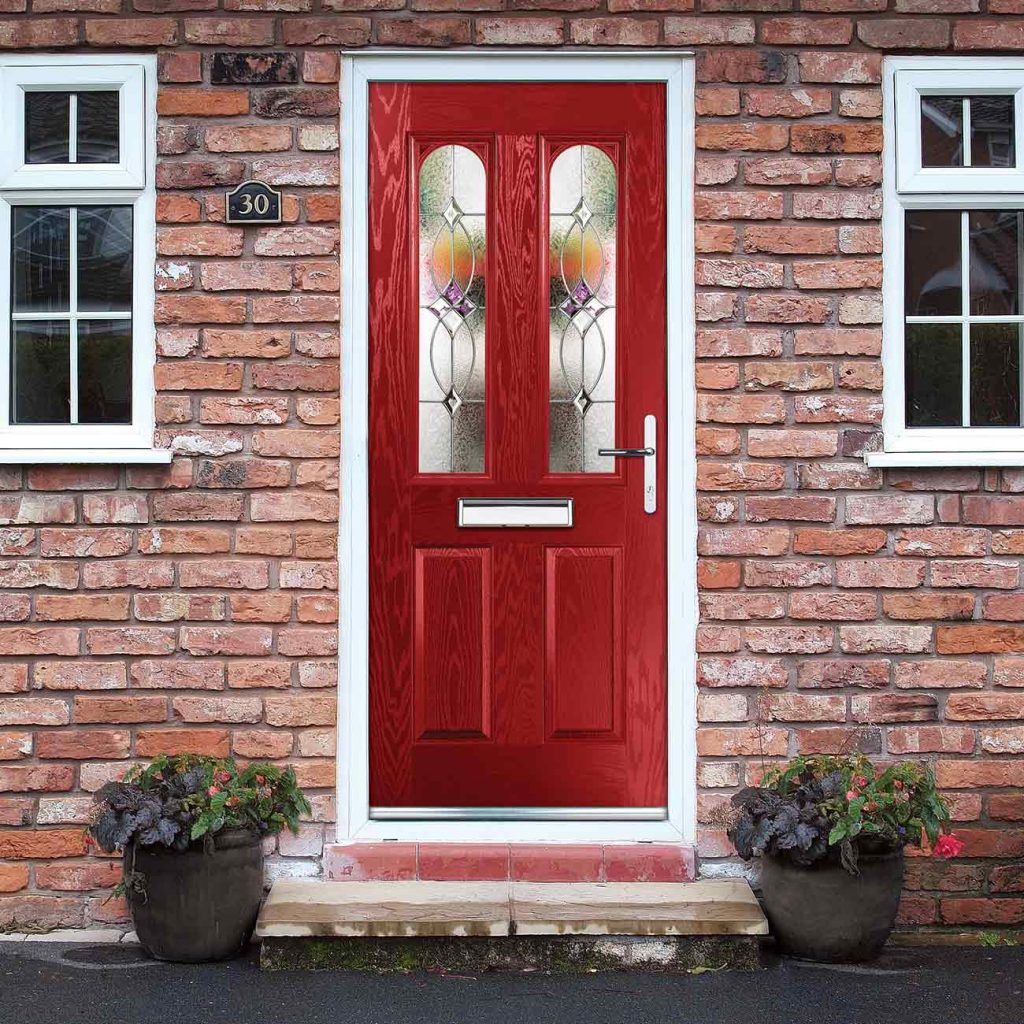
[759,847,905,963]
[125,828,264,963]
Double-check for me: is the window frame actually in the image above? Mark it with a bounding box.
[877,56,1024,468]
[0,54,166,463]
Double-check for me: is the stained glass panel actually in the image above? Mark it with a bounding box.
[418,145,486,473]
[548,144,617,473]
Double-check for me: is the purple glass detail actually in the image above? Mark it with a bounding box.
[559,281,593,318]
[443,280,474,317]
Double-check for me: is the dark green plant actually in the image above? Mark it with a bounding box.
[729,754,955,874]
[90,754,310,854]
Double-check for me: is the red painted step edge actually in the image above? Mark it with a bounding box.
[324,843,697,883]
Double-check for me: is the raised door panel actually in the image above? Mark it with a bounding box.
[413,547,492,741]
[545,546,622,739]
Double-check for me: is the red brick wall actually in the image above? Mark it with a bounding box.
[0,4,1022,935]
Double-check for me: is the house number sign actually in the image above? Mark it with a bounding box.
[225,180,282,225]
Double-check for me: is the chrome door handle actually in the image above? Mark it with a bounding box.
[598,414,657,515]
[597,447,654,458]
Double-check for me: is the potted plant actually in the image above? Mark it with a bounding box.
[729,754,964,963]
[90,754,310,963]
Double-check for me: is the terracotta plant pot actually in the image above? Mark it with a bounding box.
[759,847,905,963]
[125,828,264,963]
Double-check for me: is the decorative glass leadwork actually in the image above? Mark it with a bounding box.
[418,144,486,473]
[548,144,617,473]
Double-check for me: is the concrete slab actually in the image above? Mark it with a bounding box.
[511,880,768,936]
[255,878,768,943]
[255,880,512,938]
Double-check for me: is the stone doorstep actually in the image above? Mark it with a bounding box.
[323,842,697,883]
[255,879,768,940]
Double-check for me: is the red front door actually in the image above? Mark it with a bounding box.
[368,82,667,814]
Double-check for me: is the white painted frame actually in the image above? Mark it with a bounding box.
[338,51,697,844]
[0,55,168,464]
[872,56,1024,469]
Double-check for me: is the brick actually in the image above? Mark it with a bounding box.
[664,16,754,44]
[840,625,931,654]
[0,829,87,859]
[761,16,852,44]
[136,729,230,758]
[697,726,788,756]
[36,595,130,622]
[131,661,224,690]
[745,226,837,255]
[744,157,832,186]
[954,20,1024,50]
[947,694,1024,721]
[697,48,789,85]
[883,594,975,621]
[157,89,248,117]
[696,122,789,152]
[35,861,121,892]
[798,52,882,84]
[798,660,889,689]
[35,730,130,760]
[183,17,274,44]
[933,561,1019,590]
[939,626,1024,655]
[790,592,876,621]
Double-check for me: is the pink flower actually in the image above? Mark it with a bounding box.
[933,833,965,860]
[846,790,857,801]
[208,786,220,796]
[855,776,869,789]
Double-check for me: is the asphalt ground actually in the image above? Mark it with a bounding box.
[0,940,1021,1024]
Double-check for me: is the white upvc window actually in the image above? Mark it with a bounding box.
[876,57,1024,468]
[0,55,168,464]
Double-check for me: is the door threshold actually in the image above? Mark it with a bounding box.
[369,807,668,822]
[324,840,697,882]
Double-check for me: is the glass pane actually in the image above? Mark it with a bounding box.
[78,206,133,312]
[970,323,1021,427]
[905,210,962,316]
[921,96,963,167]
[548,144,617,473]
[417,144,486,474]
[25,92,70,164]
[971,95,1015,168]
[77,91,119,164]
[11,321,70,424]
[12,207,70,313]
[78,320,132,424]
[905,323,962,428]
[970,209,1020,316]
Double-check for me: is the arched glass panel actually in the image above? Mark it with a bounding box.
[549,144,617,473]
[418,144,486,473]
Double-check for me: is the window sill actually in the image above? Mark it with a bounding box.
[865,451,1024,468]
[0,448,173,465]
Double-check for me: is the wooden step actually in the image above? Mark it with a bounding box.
[256,879,768,940]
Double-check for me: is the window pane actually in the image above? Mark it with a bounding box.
[905,323,962,427]
[549,144,617,473]
[971,95,1015,168]
[77,91,119,164]
[905,210,962,316]
[418,144,486,474]
[78,320,132,424]
[970,324,1021,427]
[12,207,70,313]
[11,321,70,424]
[78,206,133,312]
[970,209,1020,316]
[921,96,964,167]
[25,92,70,164]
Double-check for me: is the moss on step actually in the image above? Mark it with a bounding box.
[260,934,763,973]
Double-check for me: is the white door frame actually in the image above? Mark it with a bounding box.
[337,51,698,844]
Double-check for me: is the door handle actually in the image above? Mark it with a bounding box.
[598,414,657,515]
[598,447,654,458]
